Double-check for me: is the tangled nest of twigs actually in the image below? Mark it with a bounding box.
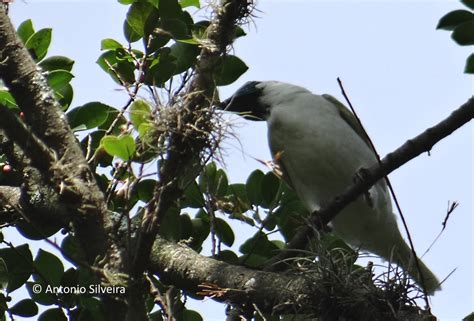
[139,89,229,168]
[287,242,435,321]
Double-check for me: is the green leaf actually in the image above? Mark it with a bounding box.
[39,56,75,72]
[182,181,205,208]
[239,253,268,268]
[60,268,78,289]
[437,10,474,30]
[199,164,228,197]
[147,34,171,54]
[38,308,67,321]
[180,214,194,239]
[199,162,217,193]
[239,231,278,257]
[215,169,229,197]
[215,250,239,264]
[59,269,79,309]
[462,0,474,10]
[46,70,74,91]
[452,20,474,45]
[115,61,137,84]
[118,0,135,4]
[463,312,474,321]
[465,53,474,73]
[0,258,8,290]
[97,50,136,84]
[246,170,264,206]
[24,28,52,62]
[101,135,136,161]
[170,42,199,73]
[67,102,117,131]
[143,7,161,37]
[0,244,33,293]
[130,100,152,130]
[61,236,87,266]
[25,282,55,306]
[275,200,309,241]
[261,172,281,207]
[159,207,181,240]
[160,0,183,19]
[234,26,247,38]
[55,83,74,110]
[182,309,203,321]
[16,219,62,240]
[33,250,64,287]
[161,19,190,40]
[148,0,159,8]
[10,299,38,317]
[319,234,358,265]
[137,122,153,139]
[227,183,251,214]
[124,20,142,43]
[214,218,235,247]
[0,90,17,109]
[214,55,248,86]
[79,297,104,319]
[135,179,157,202]
[101,38,123,50]
[17,19,35,44]
[126,2,154,39]
[191,216,210,247]
[180,0,200,8]
[145,49,177,85]
[98,109,127,133]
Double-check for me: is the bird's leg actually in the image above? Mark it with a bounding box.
[354,167,375,208]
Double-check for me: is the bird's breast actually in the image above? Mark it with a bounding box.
[267,100,379,210]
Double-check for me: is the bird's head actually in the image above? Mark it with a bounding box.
[218,81,267,121]
[218,81,312,121]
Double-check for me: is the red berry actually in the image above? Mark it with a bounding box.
[19,112,25,120]
[2,164,12,173]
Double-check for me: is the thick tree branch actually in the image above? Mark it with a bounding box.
[0,129,74,228]
[0,105,56,170]
[0,9,129,320]
[0,185,20,221]
[265,96,474,270]
[149,236,436,321]
[0,7,115,266]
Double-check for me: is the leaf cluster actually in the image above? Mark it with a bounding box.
[0,0,250,320]
[0,20,74,112]
[437,0,474,73]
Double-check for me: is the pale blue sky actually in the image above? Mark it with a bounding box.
[6,1,473,320]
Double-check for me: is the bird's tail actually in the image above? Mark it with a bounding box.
[392,239,441,295]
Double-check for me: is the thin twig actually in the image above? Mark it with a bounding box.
[336,78,431,305]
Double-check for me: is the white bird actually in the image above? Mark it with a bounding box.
[220,80,440,294]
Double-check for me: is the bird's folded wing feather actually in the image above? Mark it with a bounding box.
[321,94,372,149]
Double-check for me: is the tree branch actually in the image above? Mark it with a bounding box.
[127,2,255,319]
[133,0,254,276]
[0,185,21,222]
[149,236,436,321]
[0,6,116,266]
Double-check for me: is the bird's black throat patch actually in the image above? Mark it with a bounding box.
[219,81,269,121]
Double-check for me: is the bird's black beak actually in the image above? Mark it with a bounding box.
[216,96,233,110]
[215,81,266,121]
